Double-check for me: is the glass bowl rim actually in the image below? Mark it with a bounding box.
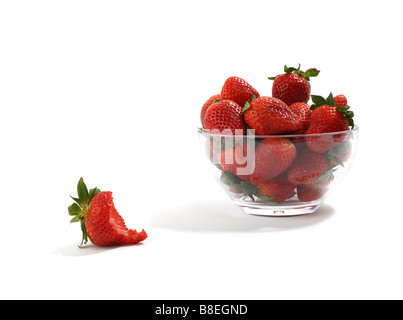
[198,125,359,139]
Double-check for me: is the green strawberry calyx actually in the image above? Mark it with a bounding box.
[68,178,101,247]
[268,64,320,81]
[310,92,355,128]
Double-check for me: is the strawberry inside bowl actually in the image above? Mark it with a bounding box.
[198,71,358,216]
[198,127,358,216]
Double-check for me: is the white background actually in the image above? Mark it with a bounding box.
[1,0,402,300]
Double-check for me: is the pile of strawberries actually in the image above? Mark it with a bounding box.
[200,65,355,203]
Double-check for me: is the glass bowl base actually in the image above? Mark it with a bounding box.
[234,200,324,217]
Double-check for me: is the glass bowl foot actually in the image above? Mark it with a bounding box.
[235,200,324,217]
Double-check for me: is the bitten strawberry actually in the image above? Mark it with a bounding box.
[287,148,329,185]
[200,94,221,128]
[268,64,320,105]
[204,100,246,134]
[305,93,354,153]
[221,76,260,108]
[250,138,297,185]
[68,178,147,247]
[243,96,302,135]
[258,174,296,203]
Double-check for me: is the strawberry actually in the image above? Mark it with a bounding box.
[250,138,297,185]
[221,76,260,108]
[329,140,352,165]
[258,174,296,203]
[288,102,312,133]
[203,100,246,134]
[333,94,348,107]
[218,142,255,181]
[243,96,302,135]
[297,173,333,202]
[297,184,328,202]
[268,64,320,105]
[68,178,147,247]
[287,102,312,149]
[305,93,354,153]
[287,148,330,185]
[200,94,221,128]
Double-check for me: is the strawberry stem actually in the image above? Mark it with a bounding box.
[68,178,101,247]
[268,64,320,81]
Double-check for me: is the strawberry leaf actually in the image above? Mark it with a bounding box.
[69,203,82,216]
[241,180,259,196]
[259,195,276,203]
[305,68,320,79]
[80,220,88,247]
[89,187,101,202]
[70,196,82,207]
[318,169,335,183]
[70,216,80,223]
[241,101,251,115]
[284,64,299,73]
[311,95,327,107]
[220,171,242,186]
[325,92,336,106]
[77,177,89,205]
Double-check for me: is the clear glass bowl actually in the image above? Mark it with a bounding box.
[198,126,359,216]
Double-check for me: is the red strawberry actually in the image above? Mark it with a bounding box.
[221,76,260,108]
[243,96,302,135]
[200,94,221,128]
[331,140,352,164]
[297,174,333,202]
[334,94,348,107]
[305,105,349,153]
[250,138,297,185]
[204,100,246,134]
[68,178,147,247]
[268,64,320,105]
[204,138,222,170]
[297,184,328,202]
[288,102,312,133]
[258,174,296,203]
[288,102,312,149]
[305,93,354,153]
[218,142,255,181]
[287,148,330,185]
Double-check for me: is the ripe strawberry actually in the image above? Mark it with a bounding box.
[297,184,328,202]
[331,140,352,164]
[333,94,348,107]
[287,148,330,185]
[250,138,297,185]
[288,102,312,133]
[68,178,147,247]
[218,142,254,181]
[200,94,221,128]
[268,64,320,105]
[305,93,354,153]
[287,102,312,149]
[204,138,223,170]
[258,174,296,203]
[221,76,260,108]
[243,96,302,135]
[297,173,333,202]
[204,100,246,134]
